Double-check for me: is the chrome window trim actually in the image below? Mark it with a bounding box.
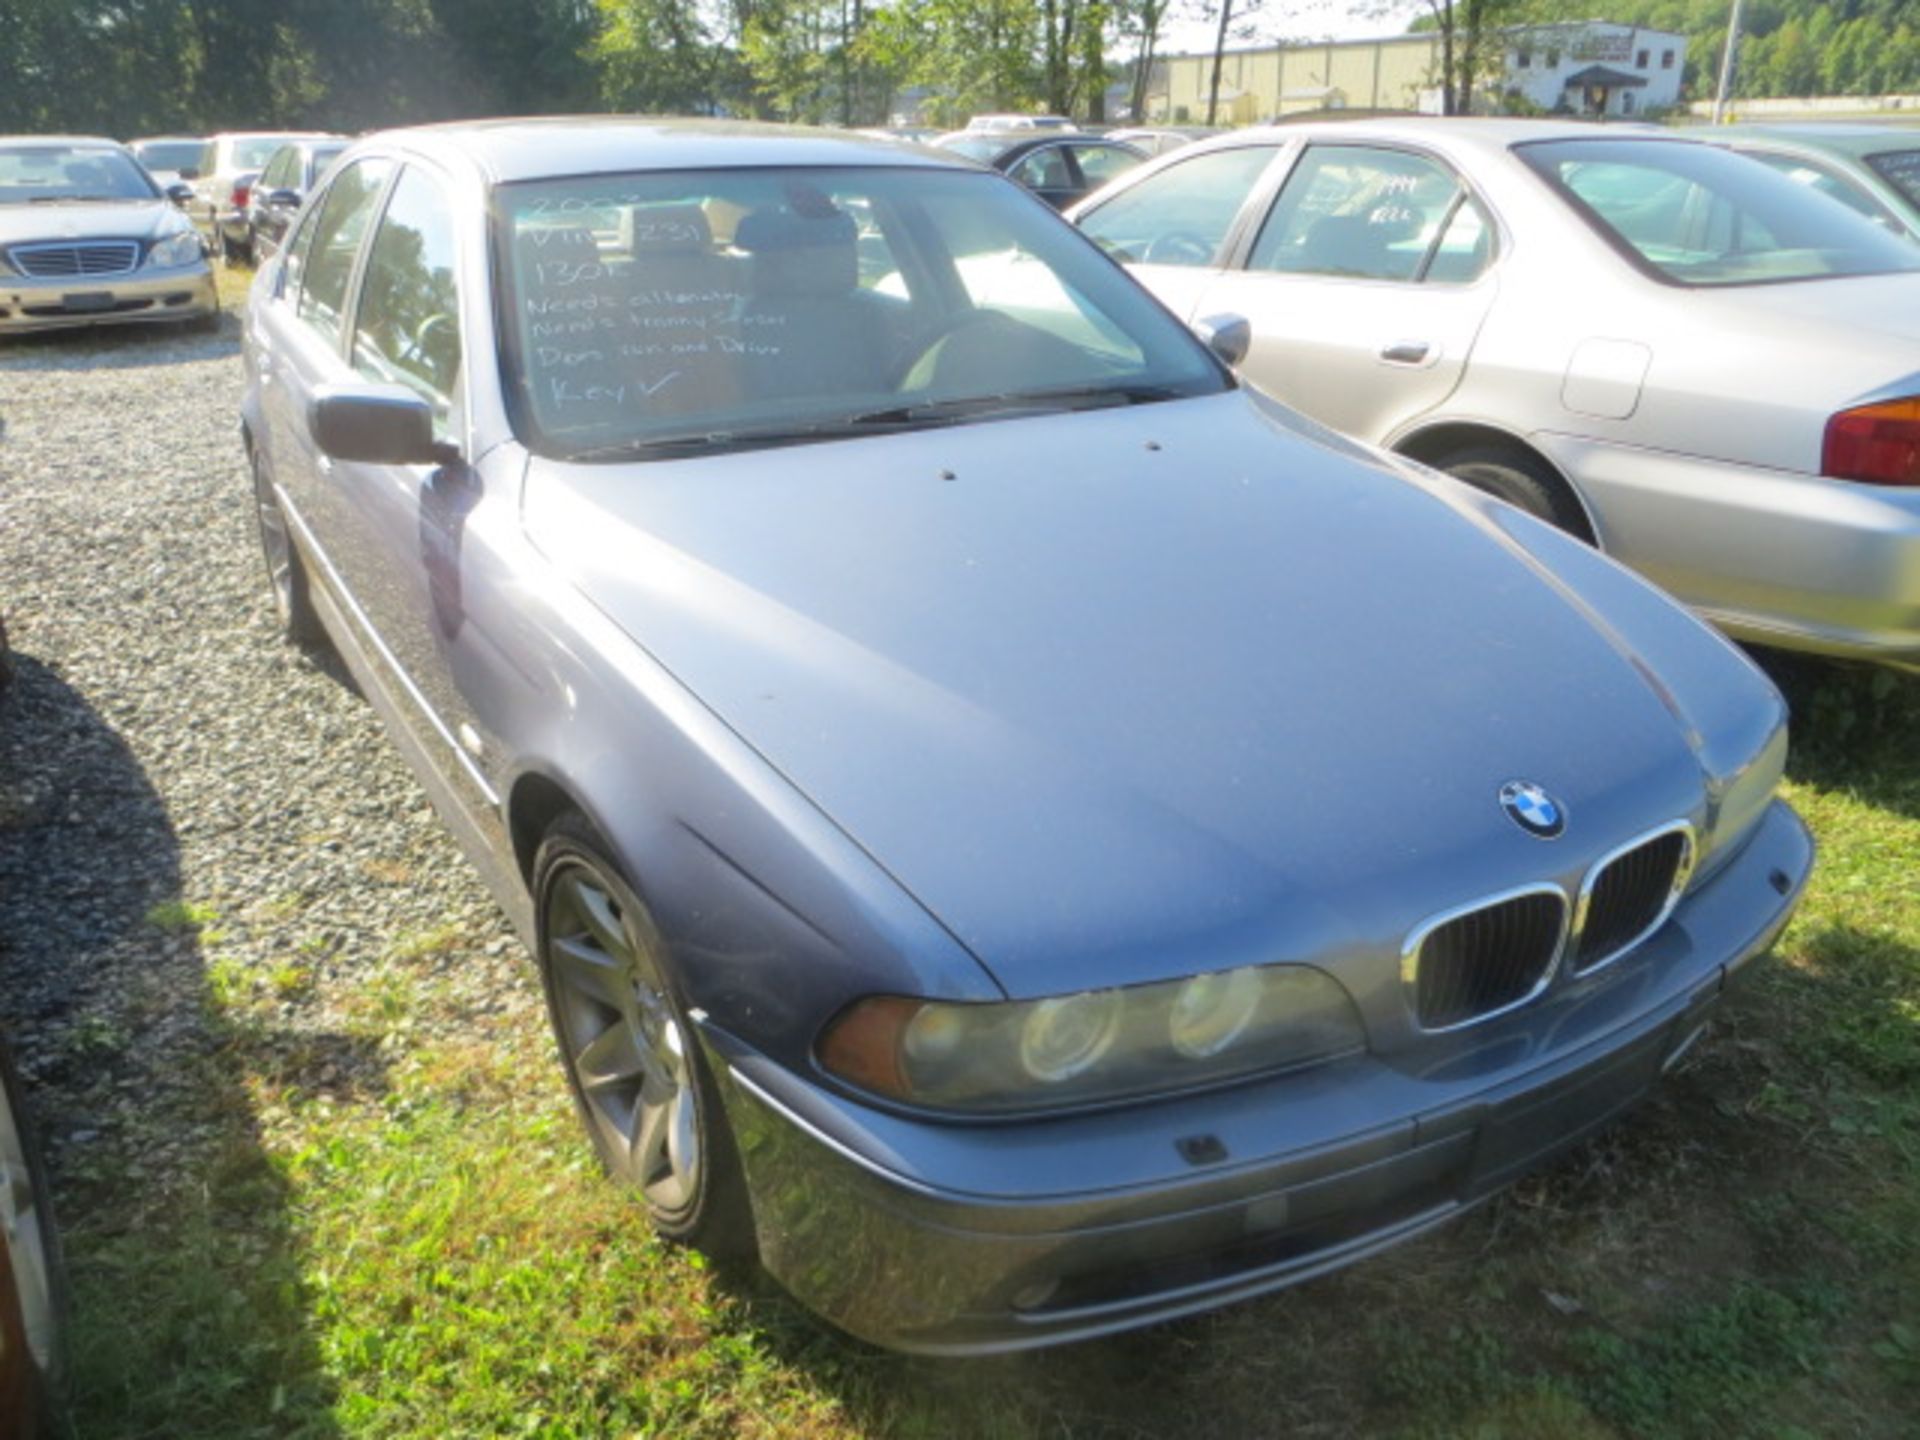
[1566,818,1697,979]
[1400,881,1570,1035]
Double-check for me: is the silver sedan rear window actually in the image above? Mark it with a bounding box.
[1519,138,1920,287]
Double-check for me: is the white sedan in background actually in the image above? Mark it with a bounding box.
[1071,118,1920,673]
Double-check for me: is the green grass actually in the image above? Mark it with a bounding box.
[56,664,1920,1439]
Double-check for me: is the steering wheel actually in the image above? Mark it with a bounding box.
[895,308,1010,391]
[1143,231,1215,266]
[402,314,459,384]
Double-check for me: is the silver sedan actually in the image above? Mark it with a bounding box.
[1072,118,1920,673]
[0,136,216,335]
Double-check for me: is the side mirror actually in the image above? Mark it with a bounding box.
[165,182,193,207]
[308,384,458,466]
[267,188,301,208]
[1195,312,1251,368]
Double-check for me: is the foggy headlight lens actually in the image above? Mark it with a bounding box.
[145,230,204,269]
[1169,966,1262,1057]
[1020,991,1121,1080]
[818,962,1364,1115]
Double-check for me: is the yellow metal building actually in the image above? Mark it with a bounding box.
[1153,34,1445,124]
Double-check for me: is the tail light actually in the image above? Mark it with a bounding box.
[231,183,251,209]
[1823,398,1920,486]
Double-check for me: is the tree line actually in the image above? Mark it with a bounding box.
[0,0,1190,136]
[6,0,1920,141]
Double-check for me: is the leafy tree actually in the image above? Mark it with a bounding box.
[856,0,1042,124]
[592,0,717,113]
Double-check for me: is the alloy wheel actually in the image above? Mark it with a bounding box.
[543,864,702,1218]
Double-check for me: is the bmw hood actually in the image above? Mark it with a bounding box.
[524,391,1750,998]
[0,199,185,251]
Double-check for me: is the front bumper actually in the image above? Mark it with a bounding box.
[0,262,216,335]
[1542,434,1920,673]
[707,798,1812,1354]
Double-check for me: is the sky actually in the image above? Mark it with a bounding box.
[1157,0,1429,59]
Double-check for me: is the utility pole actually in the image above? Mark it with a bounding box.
[1712,0,1745,124]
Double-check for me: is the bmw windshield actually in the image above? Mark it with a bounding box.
[493,165,1227,461]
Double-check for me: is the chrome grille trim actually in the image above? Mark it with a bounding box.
[1569,820,1697,977]
[1401,883,1570,1034]
[1401,816,1696,1033]
[8,240,142,278]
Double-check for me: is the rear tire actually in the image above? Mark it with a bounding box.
[1433,444,1591,540]
[250,448,325,647]
[533,811,755,1260]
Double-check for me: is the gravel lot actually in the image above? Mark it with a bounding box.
[0,318,532,1230]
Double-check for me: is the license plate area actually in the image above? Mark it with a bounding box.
[62,292,116,313]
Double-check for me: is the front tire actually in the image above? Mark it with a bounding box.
[1434,445,1591,540]
[534,812,754,1258]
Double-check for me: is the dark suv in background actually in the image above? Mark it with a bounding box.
[243,139,348,261]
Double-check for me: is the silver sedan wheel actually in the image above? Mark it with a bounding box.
[543,864,701,1218]
[0,1066,56,1375]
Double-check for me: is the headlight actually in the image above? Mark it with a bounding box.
[145,230,204,269]
[817,962,1365,1115]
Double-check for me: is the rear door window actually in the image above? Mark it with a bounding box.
[1070,144,1142,190]
[1248,145,1488,283]
[296,158,394,348]
[1010,146,1073,192]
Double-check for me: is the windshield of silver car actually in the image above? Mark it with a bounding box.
[133,140,203,173]
[0,146,158,204]
[493,165,1227,461]
[1519,138,1920,287]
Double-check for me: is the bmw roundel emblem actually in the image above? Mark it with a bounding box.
[1499,780,1566,839]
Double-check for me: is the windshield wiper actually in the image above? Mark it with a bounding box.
[844,383,1185,430]
[27,194,128,204]
[559,384,1188,463]
[563,422,854,464]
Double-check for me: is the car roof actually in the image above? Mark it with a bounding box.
[1121,116,1698,171]
[354,117,966,183]
[1249,116,1687,154]
[0,135,130,150]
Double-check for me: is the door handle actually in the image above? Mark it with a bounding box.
[1380,340,1433,365]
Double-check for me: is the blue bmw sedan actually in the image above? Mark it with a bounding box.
[240,118,1812,1353]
